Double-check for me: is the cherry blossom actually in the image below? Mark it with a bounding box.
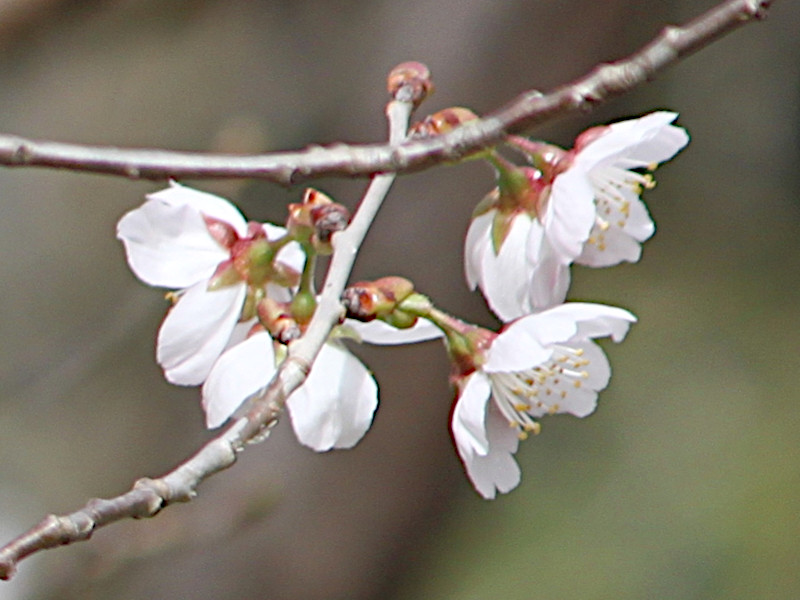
[202,318,442,451]
[465,112,688,320]
[449,303,636,499]
[117,182,304,385]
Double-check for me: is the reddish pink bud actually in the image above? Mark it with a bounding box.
[311,203,350,245]
[342,277,415,321]
[409,107,478,138]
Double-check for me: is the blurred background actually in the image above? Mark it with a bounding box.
[1,1,798,598]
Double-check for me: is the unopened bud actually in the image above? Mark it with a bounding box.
[311,203,350,250]
[409,107,478,138]
[287,188,349,253]
[342,276,415,321]
[387,61,433,107]
[257,297,301,344]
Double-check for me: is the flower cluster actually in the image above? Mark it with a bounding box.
[118,183,440,451]
[465,111,689,319]
[117,112,687,499]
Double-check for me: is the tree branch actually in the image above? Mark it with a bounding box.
[0,0,772,186]
[0,71,420,581]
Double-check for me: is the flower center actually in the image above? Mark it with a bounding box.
[586,166,654,250]
[489,344,591,439]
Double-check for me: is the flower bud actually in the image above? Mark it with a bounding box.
[409,107,478,138]
[387,61,433,107]
[342,276,415,321]
[257,297,301,343]
[287,188,349,254]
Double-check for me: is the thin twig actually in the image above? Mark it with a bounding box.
[0,75,418,582]
[0,0,772,186]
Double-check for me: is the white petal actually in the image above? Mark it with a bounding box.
[202,332,276,428]
[544,303,637,342]
[623,195,656,242]
[485,313,570,373]
[347,318,443,345]
[464,212,494,290]
[532,341,610,418]
[156,281,246,385]
[459,402,522,499]
[286,343,378,451]
[148,182,248,236]
[477,214,535,321]
[578,224,642,267]
[451,373,492,458]
[576,112,688,169]
[117,197,230,288]
[528,238,572,310]
[546,167,597,259]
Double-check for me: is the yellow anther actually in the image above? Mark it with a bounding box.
[518,431,529,441]
[514,403,531,412]
[548,404,559,415]
[574,380,582,389]
[560,390,567,399]
[165,291,180,304]
[580,370,589,378]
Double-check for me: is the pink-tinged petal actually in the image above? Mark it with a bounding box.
[202,332,276,429]
[452,372,492,458]
[464,212,494,290]
[477,214,535,322]
[147,182,248,237]
[347,318,443,345]
[459,402,521,499]
[117,198,230,288]
[286,343,378,451]
[157,281,246,385]
[546,168,596,259]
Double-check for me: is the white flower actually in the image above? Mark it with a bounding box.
[202,319,442,451]
[570,111,690,268]
[465,112,688,320]
[450,303,636,499]
[117,182,304,385]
